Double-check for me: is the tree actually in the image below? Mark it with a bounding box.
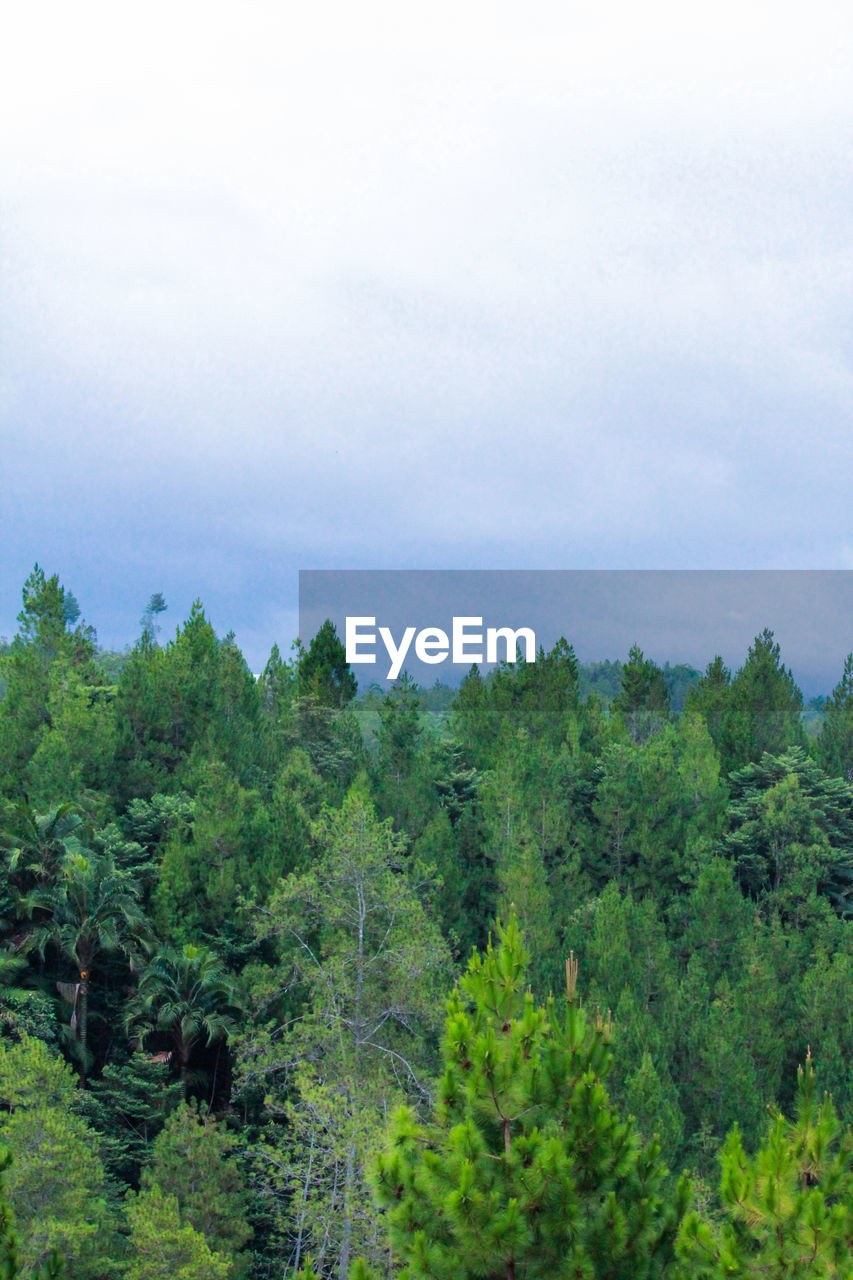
[0,1148,64,1279]
[235,785,450,1279]
[2,802,89,889]
[726,629,805,771]
[16,566,69,655]
[684,656,733,771]
[124,1186,233,1280]
[139,593,167,645]
[79,1053,182,1186]
[112,602,267,803]
[298,621,356,708]
[18,849,150,1064]
[0,570,101,803]
[590,716,724,898]
[125,943,238,1095]
[137,1102,251,1275]
[0,1038,118,1277]
[366,913,690,1280]
[722,748,853,918]
[816,653,853,782]
[613,645,671,744]
[678,1056,853,1278]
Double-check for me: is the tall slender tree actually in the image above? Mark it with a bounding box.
[18,850,149,1065]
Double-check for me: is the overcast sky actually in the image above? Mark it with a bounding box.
[2,2,852,673]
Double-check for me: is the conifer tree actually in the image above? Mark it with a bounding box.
[816,653,853,782]
[0,1149,64,1279]
[138,1102,251,1275]
[726,629,805,770]
[298,621,356,708]
[614,645,671,744]
[678,1056,853,1278]
[366,913,690,1280]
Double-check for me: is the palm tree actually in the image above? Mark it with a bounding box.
[18,849,150,1064]
[125,943,238,1095]
[1,800,89,885]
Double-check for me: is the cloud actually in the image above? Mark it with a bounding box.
[2,2,853,665]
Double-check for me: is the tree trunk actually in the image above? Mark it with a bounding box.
[338,1142,356,1280]
[78,978,88,1050]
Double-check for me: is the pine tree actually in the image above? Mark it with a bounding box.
[0,1149,64,1279]
[236,784,451,1279]
[125,1185,233,1280]
[138,1102,251,1275]
[298,621,357,708]
[816,653,853,783]
[726,629,805,770]
[613,645,671,744]
[678,1056,853,1278]
[367,913,690,1279]
[0,1038,119,1276]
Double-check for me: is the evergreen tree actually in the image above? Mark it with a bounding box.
[727,629,805,770]
[723,748,853,918]
[298,621,357,708]
[684,656,734,773]
[0,1038,119,1277]
[236,784,450,1279]
[0,1149,64,1279]
[816,653,853,782]
[367,913,690,1279]
[125,1185,233,1280]
[678,1056,853,1278]
[0,569,104,805]
[80,1054,182,1186]
[139,1102,251,1274]
[613,645,671,744]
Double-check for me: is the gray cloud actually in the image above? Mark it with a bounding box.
[2,2,853,670]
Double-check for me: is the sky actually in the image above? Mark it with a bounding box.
[2,2,853,674]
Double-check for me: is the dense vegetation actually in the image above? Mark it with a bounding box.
[3,565,853,1277]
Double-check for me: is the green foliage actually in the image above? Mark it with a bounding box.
[726,629,806,772]
[0,953,57,1046]
[613,645,671,743]
[298,621,356,708]
[0,1038,119,1278]
[125,1185,233,1280]
[816,652,853,782]
[452,639,582,770]
[0,569,107,807]
[139,1102,251,1273]
[684,656,734,772]
[678,1057,853,1278]
[18,848,150,1062]
[236,785,450,1278]
[368,913,690,1280]
[590,715,725,896]
[723,748,853,917]
[112,604,265,802]
[7,568,853,1277]
[0,1146,65,1279]
[126,943,238,1094]
[79,1054,182,1185]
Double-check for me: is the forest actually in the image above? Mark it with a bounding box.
[3,564,853,1278]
